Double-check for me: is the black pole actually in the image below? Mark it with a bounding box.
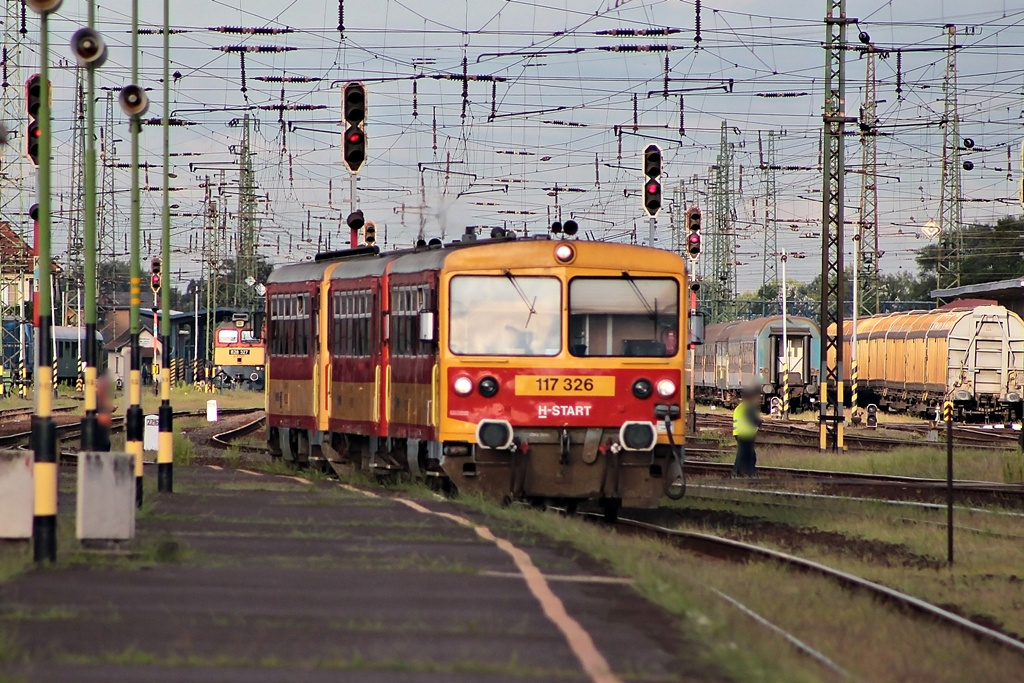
[945,400,953,565]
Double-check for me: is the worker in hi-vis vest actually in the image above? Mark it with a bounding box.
[732,387,763,476]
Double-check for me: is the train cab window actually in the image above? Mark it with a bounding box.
[218,329,239,345]
[568,276,679,357]
[449,275,561,356]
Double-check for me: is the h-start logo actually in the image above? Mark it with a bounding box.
[537,404,593,419]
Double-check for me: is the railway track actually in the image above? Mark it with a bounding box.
[696,411,1021,451]
[0,408,259,452]
[209,415,266,453]
[683,460,1024,508]
[592,513,1024,658]
[0,404,78,424]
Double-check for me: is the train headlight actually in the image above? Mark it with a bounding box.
[554,243,575,263]
[478,376,499,398]
[619,421,657,451]
[476,420,513,450]
[656,379,677,398]
[632,378,653,399]
[762,384,775,395]
[453,376,474,396]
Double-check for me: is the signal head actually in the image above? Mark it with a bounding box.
[550,221,562,234]
[362,220,376,246]
[342,125,366,173]
[963,160,974,171]
[562,219,579,236]
[25,73,42,118]
[643,179,662,216]
[70,27,108,68]
[346,210,365,230]
[343,82,366,125]
[118,84,149,117]
[643,143,662,178]
[686,232,701,258]
[28,204,39,221]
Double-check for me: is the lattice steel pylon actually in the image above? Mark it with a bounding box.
[761,131,778,315]
[937,24,962,295]
[707,121,736,323]
[670,183,686,255]
[233,113,259,310]
[819,0,854,452]
[857,46,881,316]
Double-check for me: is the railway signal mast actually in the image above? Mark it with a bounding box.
[642,143,662,246]
[342,82,367,247]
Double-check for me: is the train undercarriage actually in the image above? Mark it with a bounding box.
[267,424,683,520]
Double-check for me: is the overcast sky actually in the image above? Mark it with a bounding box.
[4,0,1024,292]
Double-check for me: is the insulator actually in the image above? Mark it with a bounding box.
[338,0,345,35]
[461,56,468,120]
[895,51,903,99]
[632,94,638,132]
[663,54,670,98]
[412,79,418,118]
[210,26,294,35]
[695,0,702,46]
[679,96,685,135]
[490,80,497,120]
[214,45,297,53]
[239,53,247,96]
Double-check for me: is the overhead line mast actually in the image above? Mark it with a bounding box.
[819,0,854,453]
[937,24,963,297]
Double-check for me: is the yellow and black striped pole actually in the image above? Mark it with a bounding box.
[157,0,174,493]
[124,0,146,507]
[0,363,5,397]
[851,357,858,423]
[31,5,58,563]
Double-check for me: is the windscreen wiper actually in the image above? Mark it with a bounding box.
[504,269,537,328]
[621,271,658,322]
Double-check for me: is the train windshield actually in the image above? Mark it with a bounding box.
[449,275,561,356]
[568,276,679,357]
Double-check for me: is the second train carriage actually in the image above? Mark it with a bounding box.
[829,305,1024,417]
[693,315,821,410]
[212,321,266,390]
[265,233,689,515]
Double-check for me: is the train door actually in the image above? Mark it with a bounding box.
[387,275,437,442]
[328,279,380,435]
[773,334,806,386]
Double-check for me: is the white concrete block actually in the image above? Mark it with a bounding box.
[207,399,218,422]
[0,450,33,539]
[144,414,159,452]
[76,452,135,541]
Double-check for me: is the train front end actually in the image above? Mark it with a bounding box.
[436,240,687,513]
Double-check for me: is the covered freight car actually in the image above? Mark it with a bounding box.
[694,315,821,410]
[830,305,1024,417]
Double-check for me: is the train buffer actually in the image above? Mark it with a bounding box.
[0,466,705,681]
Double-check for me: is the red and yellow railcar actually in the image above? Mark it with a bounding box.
[265,232,688,515]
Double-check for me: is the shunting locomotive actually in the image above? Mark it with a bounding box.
[265,228,689,517]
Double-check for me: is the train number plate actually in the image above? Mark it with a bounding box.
[515,375,615,396]
[228,349,251,356]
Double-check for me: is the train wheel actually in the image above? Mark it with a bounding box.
[563,498,579,516]
[601,498,621,523]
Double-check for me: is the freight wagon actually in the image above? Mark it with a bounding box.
[830,305,1024,418]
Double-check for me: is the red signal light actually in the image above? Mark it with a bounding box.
[688,234,700,244]
[347,131,362,144]
[647,182,659,194]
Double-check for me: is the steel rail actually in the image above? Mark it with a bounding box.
[597,514,1024,657]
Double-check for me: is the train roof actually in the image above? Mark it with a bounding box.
[267,235,688,286]
[703,315,819,345]
[52,326,105,342]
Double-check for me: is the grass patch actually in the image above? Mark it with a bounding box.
[173,432,195,466]
[709,443,1024,483]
